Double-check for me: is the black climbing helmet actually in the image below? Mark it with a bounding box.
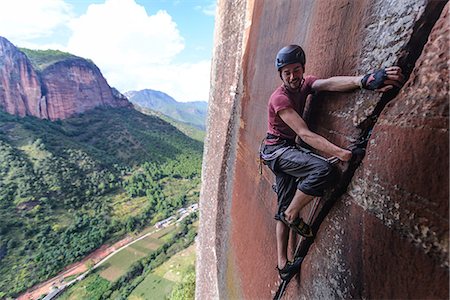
[275,45,306,71]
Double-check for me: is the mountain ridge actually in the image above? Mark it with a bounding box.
[125,89,207,130]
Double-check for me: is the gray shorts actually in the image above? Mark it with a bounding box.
[262,143,337,216]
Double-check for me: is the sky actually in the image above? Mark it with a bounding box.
[0,0,216,102]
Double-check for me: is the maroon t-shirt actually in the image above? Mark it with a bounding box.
[266,75,319,145]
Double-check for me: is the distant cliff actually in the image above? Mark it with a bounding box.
[0,37,131,120]
[197,1,448,299]
[125,89,207,130]
[0,37,42,118]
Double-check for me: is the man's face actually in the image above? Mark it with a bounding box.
[280,63,304,91]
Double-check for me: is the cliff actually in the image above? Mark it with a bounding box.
[197,0,448,299]
[0,37,131,120]
[0,37,42,117]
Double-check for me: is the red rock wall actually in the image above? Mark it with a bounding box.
[41,59,130,120]
[346,6,449,298]
[0,37,42,117]
[197,0,448,299]
[0,37,130,120]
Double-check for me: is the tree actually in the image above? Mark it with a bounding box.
[169,266,196,300]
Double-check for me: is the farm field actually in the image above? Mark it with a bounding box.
[129,244,196,300]
[128,274,173,300]
[98,225,176,281]
[58,274,109,300]
[59,224,179,299]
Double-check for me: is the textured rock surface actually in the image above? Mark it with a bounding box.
[41,58,130,120]
[0,37,130,120]
[197,0,448,299]
[196,0,250,298]
[346,5,449,297]
[0,37,42,117]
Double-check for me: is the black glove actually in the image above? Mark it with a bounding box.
[361,68,388,90]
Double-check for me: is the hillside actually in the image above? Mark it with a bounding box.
[0,107,203,298]
[134,105,206,142]
[125,89,208,130]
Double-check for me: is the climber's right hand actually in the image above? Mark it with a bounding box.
[361,66,404,92]
[337,149,352,162]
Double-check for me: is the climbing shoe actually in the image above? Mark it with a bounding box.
[279,213,313,238]
[277,257,303,281]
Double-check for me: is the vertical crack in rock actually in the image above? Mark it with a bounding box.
[359,0,448,136]
[351,2,449,272]
[295,0,447,267]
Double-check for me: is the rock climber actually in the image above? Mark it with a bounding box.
[260,44,404,280]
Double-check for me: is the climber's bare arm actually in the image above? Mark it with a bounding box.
[278,108,351,161]
[312,66,404,93]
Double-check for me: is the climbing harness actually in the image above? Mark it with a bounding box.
[258,137,339,175]
[258,137,292,175]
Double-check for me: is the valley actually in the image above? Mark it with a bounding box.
[18,204,198,300]
[0,37,205,300]
[0,107,203,298]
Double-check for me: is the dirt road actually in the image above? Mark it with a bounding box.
[17,236,133,300]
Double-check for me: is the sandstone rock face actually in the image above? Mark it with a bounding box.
[196,1,250,298]
[0,37,131,120]
[345,6,449,298]
[0,37,41,117]
[41,58,130,120]
[197,0,448,299]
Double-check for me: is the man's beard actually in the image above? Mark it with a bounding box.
[285,77,304,91]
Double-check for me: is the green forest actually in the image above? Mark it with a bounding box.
[0,107,203,298]
[19,48,87,70]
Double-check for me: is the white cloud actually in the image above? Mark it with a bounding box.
[66,0,209,101]
[0,0,72,44]
[195,2,216,16]
[129,60,211,102]
[67,0,184,65]
[100,59,211,102]
[0,0,211,102]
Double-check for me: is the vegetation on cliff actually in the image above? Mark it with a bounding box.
[18,48,83,71]
[0,107,203,298]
